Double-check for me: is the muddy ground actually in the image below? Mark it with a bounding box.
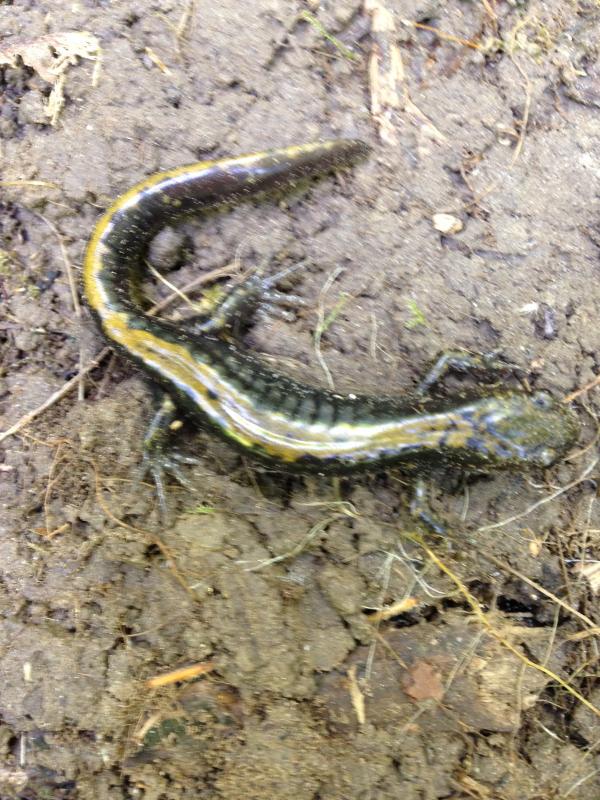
[2,1,600,798]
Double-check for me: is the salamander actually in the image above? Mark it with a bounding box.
[83,139,579,511]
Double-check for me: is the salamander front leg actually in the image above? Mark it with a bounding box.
[141,393,199,518]
[183,263,307,336]
[415,350,520,397]
[410,478,446,536]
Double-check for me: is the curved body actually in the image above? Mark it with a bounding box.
[84,140,579,474]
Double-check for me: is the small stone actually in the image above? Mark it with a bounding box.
[432,213,463,235]
[519,302,539,315]
[148,226,189,271]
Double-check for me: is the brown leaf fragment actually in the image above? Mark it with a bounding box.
[402,659,444,702]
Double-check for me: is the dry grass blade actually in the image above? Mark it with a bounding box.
[564,375,600,404]
[34,211,85,400]
[0,180,60,189]
[563,768,600,798]
[482,552,598,631]
[238,514,343,571]
[0,262,238,443]
[477,456,598,533]
[313,266,345,389]
[406,531,600,719]
[411,21,482,50]
[0,346,111,444]
[480,0,497,22]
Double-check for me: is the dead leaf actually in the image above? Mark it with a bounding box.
[403,660,444,702]
[0,31,101,124]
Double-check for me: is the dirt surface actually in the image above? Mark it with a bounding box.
[2,1,600,798]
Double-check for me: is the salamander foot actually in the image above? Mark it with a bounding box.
[410,478,446,536]
[182,262,308,336]
[415,349,522,397]
[140,393,200,519]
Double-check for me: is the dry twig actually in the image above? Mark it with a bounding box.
[406,531,600,719]
[146,661,215,689]
[364,0,446,145]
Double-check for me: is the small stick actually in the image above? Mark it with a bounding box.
[564,375,600,404]
[409,531,600,719]
[368,596,418,623]
[0,262,238,443]
[347,665,366,725]
[0,346,111,444]
[412,21,482,50]
[146,661,215,689]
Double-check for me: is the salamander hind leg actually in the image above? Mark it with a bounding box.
[415,349,521,397]
[410,478,446,536]
[140,392,200,518]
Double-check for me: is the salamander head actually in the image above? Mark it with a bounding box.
[467,391,580,468]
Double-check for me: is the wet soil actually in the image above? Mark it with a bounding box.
[2,1,600,798]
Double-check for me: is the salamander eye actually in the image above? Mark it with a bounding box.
[532,391,553,410]
[537,447,556,466]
